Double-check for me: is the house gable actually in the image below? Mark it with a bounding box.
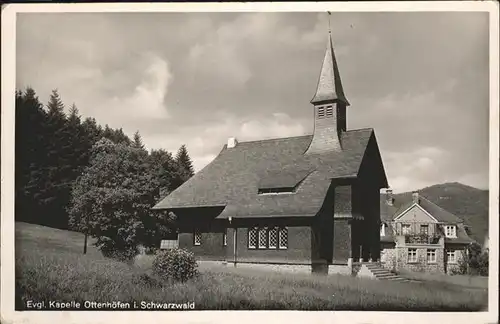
[393,203,439,223]
[357,131,389,189]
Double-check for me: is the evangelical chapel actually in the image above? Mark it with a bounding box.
[153,31,389,274]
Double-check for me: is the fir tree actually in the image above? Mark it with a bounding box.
[172,145,195,190]
[39,89,72,229]
[132,131,145,149]
[15,87,47,224]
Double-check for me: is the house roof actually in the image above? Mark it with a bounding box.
[153,128,376,218]
[379,193,474,244]
[389,195,463,224]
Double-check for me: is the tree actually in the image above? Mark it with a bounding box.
[66,104,86,177]
[15,87,47,224]
[68,138,163,260]
[38,89,72,229]
[455,242,488,276]
[132,130,145,149]
[172,145,195,190]
[149,149,178,201]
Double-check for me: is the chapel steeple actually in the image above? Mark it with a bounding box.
[305,26,350,155]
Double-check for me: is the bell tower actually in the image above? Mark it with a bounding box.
[305,29,350,155]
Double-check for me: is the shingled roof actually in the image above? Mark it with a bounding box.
[153,128,376,218]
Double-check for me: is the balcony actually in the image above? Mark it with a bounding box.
[404,233,441,244]
[390,221,444,245]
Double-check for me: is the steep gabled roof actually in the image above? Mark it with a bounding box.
[153,128,376,218]
[389,195,463,223]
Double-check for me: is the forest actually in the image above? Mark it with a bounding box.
[15,87,194,253]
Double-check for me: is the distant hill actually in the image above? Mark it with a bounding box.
[393,182,489,244]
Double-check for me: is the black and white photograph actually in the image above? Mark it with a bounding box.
[1,2,498,324]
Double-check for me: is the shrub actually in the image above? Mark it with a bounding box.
[152,248,199,282]
[98,238,138,264]
[453,243,489,276]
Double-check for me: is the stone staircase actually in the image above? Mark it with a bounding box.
[358,263,411,282]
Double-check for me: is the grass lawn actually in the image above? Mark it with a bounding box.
[396,269,488,290]
[15,222,488,311]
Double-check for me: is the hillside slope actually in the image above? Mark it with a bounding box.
[394,182,489,244]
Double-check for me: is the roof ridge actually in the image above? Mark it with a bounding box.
[237,134,312,145]
[345,127,374,133]
[419,195,462,222]
[230,128,373,146]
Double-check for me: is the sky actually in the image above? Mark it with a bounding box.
[16,11,490,193]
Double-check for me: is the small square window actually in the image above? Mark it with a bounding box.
[445,225,456,238]
[408,248,417,263]
[402,224,411,235]
[420,225,429,235]
[193,230,202,246]
[426,249,436,263]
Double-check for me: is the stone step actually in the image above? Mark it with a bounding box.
[377,275,401,280]
[369,269,393,274]
[359,264,410,282]
[373,273,398,278]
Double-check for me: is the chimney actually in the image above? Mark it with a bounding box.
[412,191,419,204]
[386,188,393,206]
[227,137,238,149]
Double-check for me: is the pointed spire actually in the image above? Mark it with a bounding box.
[310,33,350,106]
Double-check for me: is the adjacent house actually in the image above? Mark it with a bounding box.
[152,32,389,275]
[379,189,474,274]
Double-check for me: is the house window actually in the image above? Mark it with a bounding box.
[279,227,288,249]
[380,223,386,236]
[325,105,334,117]
[268,227,278,249]
[426,249,436,263]
[223,231,227,247]
[193,230,202,246]
[317,106,325,118]
[408,248,417,263]
[446,249,456,263]
[420,225,429,235]
[445,225,456,238]
[258,187,295,195]
[402,224,411,235]
[258,227,267,249]
[248,227,257,249]
[248,226,287,250]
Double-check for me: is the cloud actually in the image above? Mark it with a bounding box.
[384,146,451,192]
[240,113,306,141]
[99,53,172,123]
[142,112,307,172]
[15,12,489,192]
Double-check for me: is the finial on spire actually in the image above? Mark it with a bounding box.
[327,11,332,34]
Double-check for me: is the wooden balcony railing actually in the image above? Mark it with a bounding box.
[390,222,444,244]
[404,233,441,244]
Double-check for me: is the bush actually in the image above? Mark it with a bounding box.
[152,248,199,282]
[453,243,489,276]
[98,238,138,264]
